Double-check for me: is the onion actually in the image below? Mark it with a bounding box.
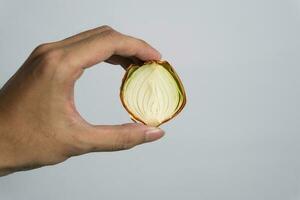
[120,60,186,127]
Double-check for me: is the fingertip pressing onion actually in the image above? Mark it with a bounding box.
[120,60,186,127]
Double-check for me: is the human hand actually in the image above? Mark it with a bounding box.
[0,26,164,176]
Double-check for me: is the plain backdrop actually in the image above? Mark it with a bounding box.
[1,0,300,199]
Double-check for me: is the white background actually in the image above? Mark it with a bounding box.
[1,0,300,199]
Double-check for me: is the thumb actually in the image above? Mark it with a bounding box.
[80,123,165,152]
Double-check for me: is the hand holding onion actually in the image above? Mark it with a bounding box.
[0,26,186,176]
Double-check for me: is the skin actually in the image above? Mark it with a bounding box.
[0,26,165,176]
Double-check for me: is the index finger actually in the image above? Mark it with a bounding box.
[63,28,161,71]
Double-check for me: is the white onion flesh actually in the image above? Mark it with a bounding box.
[121,61,186,127]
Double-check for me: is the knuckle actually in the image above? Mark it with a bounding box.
[33,49,65,77]
[101,28,118,39]
[40,48,64,66]
[52,132,88,158]
[65,133,91,156]
[114,132,136,150]
[93,25,113,35]
[99,25,113,31]
[32,43,53,57]
[43,49,63,61]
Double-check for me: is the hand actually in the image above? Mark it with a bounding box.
[0,26,165,176]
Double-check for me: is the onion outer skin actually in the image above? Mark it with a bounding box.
[120,60,187,127]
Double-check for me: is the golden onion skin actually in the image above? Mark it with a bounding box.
[120,60,186,127]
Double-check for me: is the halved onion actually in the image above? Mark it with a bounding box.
[120,60,186,127]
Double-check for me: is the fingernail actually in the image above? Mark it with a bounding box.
[145,128,165,143]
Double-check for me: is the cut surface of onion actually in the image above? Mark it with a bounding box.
[120,60,186,127]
